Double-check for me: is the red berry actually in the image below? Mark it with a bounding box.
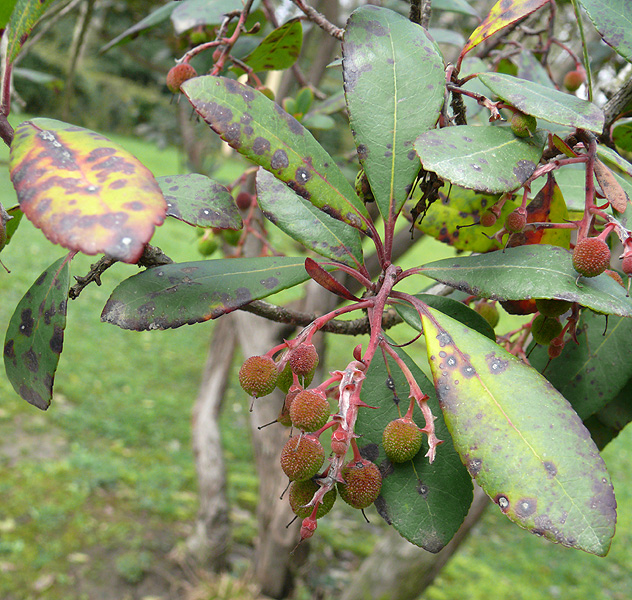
[280,435,325,481]
[505,210,526,233]
[604,269,624,286]
[289,389,330,432]
[289,343,319,377]
[572,237,610,277]
[622,256,632,276]
[564,69,585,92]
[166,63,197,93]
[382,418,423,463]
[337,458,382,509]
[480,210,497,228]
[235,191,252,211]
[238,355,278,397]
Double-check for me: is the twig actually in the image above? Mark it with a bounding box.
[290,0,344,41]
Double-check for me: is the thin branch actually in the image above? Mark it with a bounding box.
[290,0,344,40]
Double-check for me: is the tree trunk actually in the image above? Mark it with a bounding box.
[186,315,236,571]
[341,485,489,600]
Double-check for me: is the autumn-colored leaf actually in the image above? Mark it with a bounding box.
[304,257,359,301]
[9,118,167,263]
[593,159,629,212]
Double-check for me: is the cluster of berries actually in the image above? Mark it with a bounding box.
[238,338,432,543]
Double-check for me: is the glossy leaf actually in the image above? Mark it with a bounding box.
[6,0,57,63]
[255,169,363,267]
[478,73,604,134]
[585,379,632,450]
[157,174,241,229]
[421,307,616,556]
[3,205,23,247]
[428,28,466,47]
[395,294,496,340]
[241,18,302,72]
[593,159,628,212]
[356,341,473,551]
[530,166,586,212]
[100,1,179,53]
[415,126,546,193]
[578,0,632,62]
[101,256,319,330]
[170,0,244,34]
[414,185,514,252]
[512,51,555,88]
[304,257,358,301]
[182,76,369,232]
[434,0,479,17]
[3,257,70,410]
[419,244,632,317]
[9,119,166,263]
[613,122,632,153]
[343,5,445,221]
[0,0,18,30]
[530,311,632,420]
[460,0,549,59]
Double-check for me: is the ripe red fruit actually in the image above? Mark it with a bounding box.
[622,256,632,276]
[564,69,585,92]
[572,237,611,278]
[238,355,278,397]
[604,269,624,286]
[479,210,497,228]
[337,458,382,509]
[289,343,319,377]
[289,389,330,432]
[504,210,526,233]
[288,479,336,519]
[235,191,252,210]
[280,435,325,481]
[531,315,563,345]
[548,337,565,359]
[382,418,423,463]
[166,63,197,93]
[500,299,537,315]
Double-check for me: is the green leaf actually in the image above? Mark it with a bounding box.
[100,1,179,53]
[421,307,616,556]
[529,311,632,420]
[9,118,167,264]
[101,256,318,330]
[530,167,586,212]
[395,294,496,340]
[4,205,24,248]
[356,341,473,551]
[6,0,58,62]
[157,174,242,230]
[414,185,515,252]
[613,122,632,153]
[181,76,369,232]
[241,18,302,72]
[585,379,632,450]
[343,5,445,221]
[433,0,479,17]
[255,169,363,267]
[415,126,546,193]
[419,244,632,317]
[477,73,604,134]
[578,0,632,62]
[0,0,18,30]
[170,0,245,34]
[3,256,70,410]
[428,28,465,47]
[512,51,556,88]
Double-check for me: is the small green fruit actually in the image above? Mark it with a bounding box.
[166,63,197,93]
[510,111,537,138]
[531,315,563,345]
[572,237,610,277]
[382,418,423,463]
[197,234,219,256]
[288,479,336,519]
[280,435,325,481]
[238,355,279,397]
[474,301,500,328]
[338,459,382,509]
[289,389,330,432]
[535,298,573,317]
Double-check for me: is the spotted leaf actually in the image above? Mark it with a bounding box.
[419,245,632,317]
[181,76,369,232]
[9,119,167,263]
[356,339,473,551]
[4,256,70,410]
[343,5,445,222]
[421,307,616,556]
[578,0,632,62]
[415,125,546,193]
[255,168,363,267]
[158,174,241,230]
[101,256,322,331]
[240,18,302,72]
[459,0,549,61]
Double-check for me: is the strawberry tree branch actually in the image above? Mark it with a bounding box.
[290,0,344,40]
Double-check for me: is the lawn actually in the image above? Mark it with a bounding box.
[0,118,631,600]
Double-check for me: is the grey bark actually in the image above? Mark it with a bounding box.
[341,485,489,600]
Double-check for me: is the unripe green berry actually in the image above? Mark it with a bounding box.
[289,343,319,377]
[288,479,336,519]
[474,301,500,328]
[197,234,219,257]
[280,435,325,481]
[166,63,197,93]
[505,210,526,233]
[572,237,610,277]
[531,315,563,345]
[510,111,537,138]
[238,355,278,397]
[289,389,330,432]
[382,418,423,463]
[535,298,573,318]
[338,458,382,509]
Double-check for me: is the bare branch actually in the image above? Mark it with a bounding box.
[290,0,344,40]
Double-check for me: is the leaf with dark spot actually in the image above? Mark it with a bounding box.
[9,119,166,263]
[415,125,546,193]
[4,256,70,410]
[355,339,472,550]
[157,174,242,230]
[101,257,327,331]
[419,244,632,317]
[256,169,363,267]
[422,307,616,556]
[343,5,445,222]
[181,76,369,232]
[239,18,302,72]
[578,0,632,62]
